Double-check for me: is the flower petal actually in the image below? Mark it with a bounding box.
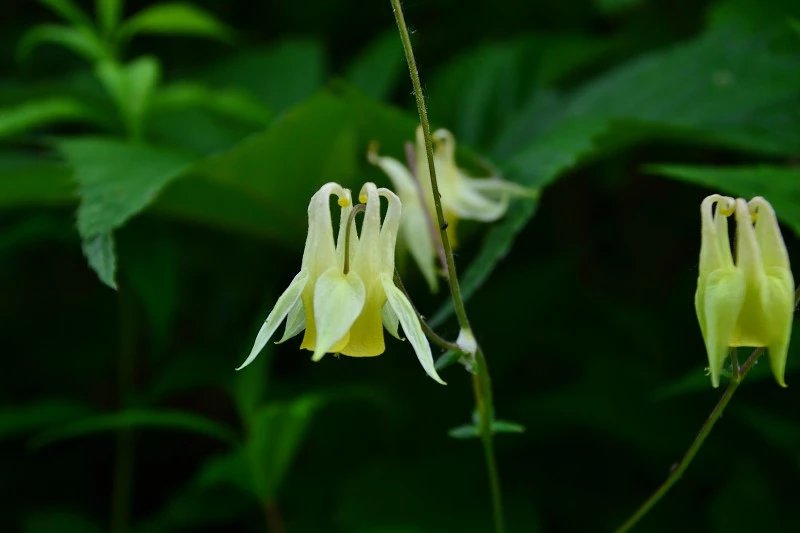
[276,297,306,344]
[237,270,309,370]
[699,267,746,387]
[312,268,366,362]
[380,274,446,385]
[382,301,403,340]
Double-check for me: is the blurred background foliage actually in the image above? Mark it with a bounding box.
[1,0,799,531]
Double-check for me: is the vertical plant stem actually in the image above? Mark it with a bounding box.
[111,290,136,533]
[263,501,286,533]
[390,2,505,531]
[616,288,800,532]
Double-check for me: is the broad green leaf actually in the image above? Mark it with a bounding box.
[96,0,122,35]
[18,24,107,62]
[152,83,272,126]
[58,137,192,240]
[0,97,99,139]
[82,232,116,289]
[39,0,93,28]
[430,36,612,149]
[246,396,321,500]
[0,153,74,208]
[95,57,161,138]
[431,118,607,326]
[429,43,521,147]
[120,2,232,42]
[153,91,357,243]
[0,400,91,439]
[647,165,800,235]
[202,40,324,112]
[345,31,404,101]
[30,409,240,448]
[563,28,800,129]
[57,137,192,287]
[438,25,800,324]
[195,450,253,496]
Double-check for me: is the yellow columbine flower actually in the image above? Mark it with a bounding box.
[236,182,445,385]
[369,125,534,291]
[695,194,795,388]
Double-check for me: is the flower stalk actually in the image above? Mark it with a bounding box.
[616,287,800,533]
[389,1,506,531]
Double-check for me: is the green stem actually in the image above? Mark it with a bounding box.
[616,288,800,532]
[394,271,461,352]
[389,2,505,531]
[263,501,286,533]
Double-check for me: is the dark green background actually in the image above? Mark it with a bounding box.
[1,0,799,531]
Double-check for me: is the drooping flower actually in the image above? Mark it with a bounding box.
[369,125,535,291]
[695,194,794,387]
[236,182,445,385]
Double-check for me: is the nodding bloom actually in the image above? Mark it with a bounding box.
[237,182,445,385]
[369,125,535,291]
[695,194,794,388]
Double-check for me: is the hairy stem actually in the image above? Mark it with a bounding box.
[390,2,505,531]
[616,288,800,532]
[394,271,460,352]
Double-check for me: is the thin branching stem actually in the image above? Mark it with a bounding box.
[394,271,460,352]
[390,2,505,531]
[616,287,800,532]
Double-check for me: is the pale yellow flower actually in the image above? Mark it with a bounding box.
[370,126,534,291]
[696,194,794,387]
[237,182,445,384]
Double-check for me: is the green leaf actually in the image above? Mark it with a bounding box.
[95,57,161,138]
[195,450,253,495]
[0,97,99,139]
[437,25,800,324]
[202,40,324,112]
[0,400,91,440]
[120,2,232,42]
[39,0,93,28]
[81,232,116,289]
[345,31,404,101]
[30,409,240,448]
[152,83,272,126]
[59,137,192,240]
[646,165,800,235]
[245,396,321,500]
[431,119,606,326]
[153,91,357,243]
[434,350,461,370]
[448,419,526,439]
[18,24,107,62]
[57,137,192,287]
[96,0,122,35]
[448,424,479,439]
[0,152,74,209]
[563,28,800,130]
